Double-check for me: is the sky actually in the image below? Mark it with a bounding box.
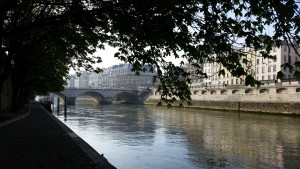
[94,45,184,68]
[69,45,184,74]
[94,45,123,68]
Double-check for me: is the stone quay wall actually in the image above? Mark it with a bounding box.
[147,81,300,114]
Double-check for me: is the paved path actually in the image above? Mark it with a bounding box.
[0,102,116,169]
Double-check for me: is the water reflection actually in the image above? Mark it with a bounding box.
[55,104,300,169]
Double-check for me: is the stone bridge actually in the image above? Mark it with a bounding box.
[52,88,151,105]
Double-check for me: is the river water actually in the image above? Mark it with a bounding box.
[54,104,300,169]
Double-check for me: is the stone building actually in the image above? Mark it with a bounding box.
[192,42,300,87]
[66,64,157,89]
[97,64,157,89]
[253,41,300,82]
[66,71,91,88]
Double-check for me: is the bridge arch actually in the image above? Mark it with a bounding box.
[232,90,239,94]
[59,88,143,105]
[245,89,254,94]
[259,88,269,94]
[51,92,68,105]
[51,92,67,99]
[276,88,288,94]
[76,91,107,105]
[113,92,139,104]
[220,90,227,95]
[210,90,216,94]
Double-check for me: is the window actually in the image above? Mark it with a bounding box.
[262,58,264,63]
[284,55,287,62]
[236,79,238,84]
[284,45,287,52]
[256,67,259,73]
[262,67,265,73]
[262,76,264,80]
[273,74,276,79]
[268,75,271,80]
[273,65,276,72]
[257,59,259,64]
[268,66,272,72]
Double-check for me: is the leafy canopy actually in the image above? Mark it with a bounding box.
[1,0,300,106]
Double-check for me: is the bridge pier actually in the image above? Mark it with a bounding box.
[67,97,76,105]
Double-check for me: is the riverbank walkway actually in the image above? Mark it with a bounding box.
[0,102,116,169]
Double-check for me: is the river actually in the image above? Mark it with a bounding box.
[54,104,300,169]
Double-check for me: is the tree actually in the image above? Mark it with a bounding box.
[1,0,105,112]
[0,0,300,111]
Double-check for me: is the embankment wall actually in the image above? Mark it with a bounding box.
[147,82,300,114]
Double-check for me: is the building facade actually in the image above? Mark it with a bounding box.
[253,42,300,82]
[66,64,157,89]
[190,42,300,88]
[99,64,157,88]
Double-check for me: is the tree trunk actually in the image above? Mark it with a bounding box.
[0,4,5,113]
[0,60,11,113]
[10,80,20,113]
[0,0,20,113]
[0,80,3,113]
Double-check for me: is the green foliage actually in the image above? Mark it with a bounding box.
[218,69,225,77]
[0,0,300,108]
[245,75,261,87]
[294,71,300,80]
[281,63,294,73]
[277,71,284,81]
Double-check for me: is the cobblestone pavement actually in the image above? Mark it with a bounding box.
[0,102,116,169]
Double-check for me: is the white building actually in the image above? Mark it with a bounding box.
[254,41,300,82]
[191,41,300,87]
[99,64,157,88]
[67,71,91,88]
[67,64,157,89]
[78,71,91,88]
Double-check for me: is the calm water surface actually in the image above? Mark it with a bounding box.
[54,104,300,169]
